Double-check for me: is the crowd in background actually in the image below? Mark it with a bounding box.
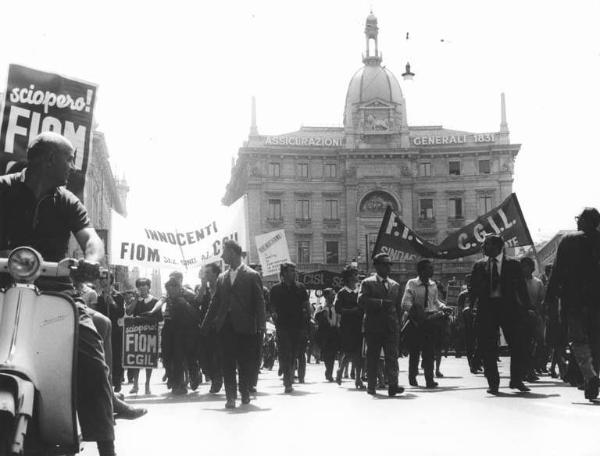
[79,208,600,407]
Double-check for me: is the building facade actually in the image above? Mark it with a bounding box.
[223,13,521,283]
[69,130,131,284]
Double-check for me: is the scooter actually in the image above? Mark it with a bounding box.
[0,246,96,455]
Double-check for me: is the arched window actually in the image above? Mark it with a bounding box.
[359,191,399,216]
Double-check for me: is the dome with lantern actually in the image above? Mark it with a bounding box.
[343,13,408,142]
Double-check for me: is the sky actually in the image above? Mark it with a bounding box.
[1,0,599,242]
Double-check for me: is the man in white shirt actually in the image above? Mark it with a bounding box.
[402,259,449,388]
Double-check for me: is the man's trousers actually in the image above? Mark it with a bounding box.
[365,331,399,390]
[277,328,305,387]
[219,317,255,399]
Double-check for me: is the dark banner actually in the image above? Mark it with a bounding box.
[298,270,344,290]
[122,317,159,369]
[373,193,533,260]
[0,64,98,197]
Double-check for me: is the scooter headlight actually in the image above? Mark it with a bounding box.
[7,247,42,283]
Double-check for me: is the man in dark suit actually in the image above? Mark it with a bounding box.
[270,262,311,393]
[201,240,266,409]
[546,208,600,402]
[358,253,404,396]
[470,234,534,394]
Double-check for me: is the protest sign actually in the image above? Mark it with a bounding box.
[373,193,533,260]
[298,270,344,290]
[0,64,98,197]
[255,229,291,276]
[122,317,159,369]
[110,196,248,270]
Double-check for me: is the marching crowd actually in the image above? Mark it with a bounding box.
[104,207,600,409]
[1,133,599,456]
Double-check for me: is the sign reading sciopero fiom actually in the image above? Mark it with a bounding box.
[122,317,159,369]
[0,64,97,198]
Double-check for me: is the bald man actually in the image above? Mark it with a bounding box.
[0,132,117,455]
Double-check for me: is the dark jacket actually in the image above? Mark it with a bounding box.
[357,274,402,335]
[470,255,532,312]
[201,264,266,335]
[546,230,600,310]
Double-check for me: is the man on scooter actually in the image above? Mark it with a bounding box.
[0,132,118,456]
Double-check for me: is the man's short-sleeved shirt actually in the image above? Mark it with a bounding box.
[0,171,90,262]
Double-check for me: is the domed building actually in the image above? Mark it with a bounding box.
[223,13,520,285]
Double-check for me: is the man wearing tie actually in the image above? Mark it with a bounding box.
[201,240,266,409]
[470,235,533,394]
[358,253,404,396]
[401,259,450,388]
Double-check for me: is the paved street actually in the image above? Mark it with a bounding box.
[89,357,598,456]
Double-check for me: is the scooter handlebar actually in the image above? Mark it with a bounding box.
[0,257,79,278]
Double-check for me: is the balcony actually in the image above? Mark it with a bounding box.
[266,217,284,228]
[416,217,437,234]
[447,217,466,229]
[295,218,312,228]
[323,218,341,229]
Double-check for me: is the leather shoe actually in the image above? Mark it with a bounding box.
[225,399,236,409]
[388,385,404,397]
[248,386,257,393]
[509,382,531,392]
[425,381,439,389]
[116,405,147,420]
[172,386,188,395]
[241,394,251,405]
[367,388,376,395]
[584,376,600,401]
[487,386,499,395]
[189,377,200,391]
[335,370,343,385]
[284,385,294,394]
[355,381,366,390]
[408,377,418,387]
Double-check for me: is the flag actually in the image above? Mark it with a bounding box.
[372,193,533,260]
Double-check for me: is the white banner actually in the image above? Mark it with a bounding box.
[110,196,248,270]
[255,229,291,277]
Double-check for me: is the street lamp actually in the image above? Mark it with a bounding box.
[402,62,415,80]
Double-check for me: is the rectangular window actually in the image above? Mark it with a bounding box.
[479,159,491,174]
[268,199,282,219]
[325,241,339,265]
[297,163,309,178]
[323,164,337,178]
[268,162,280,177]
[297,240,310,264]
[296,200,310,219]
[449,161,461,176]
[324,200,339,219]
[448,197,463,219]
[418,163,432,177]
[419,199,434,219]
[478,195,493,214]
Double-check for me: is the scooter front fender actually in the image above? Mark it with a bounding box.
[0,288,79,450]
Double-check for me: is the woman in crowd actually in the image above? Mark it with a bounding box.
[315,288,340,382]
[334,266,365,389]
[129,278,160,395]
